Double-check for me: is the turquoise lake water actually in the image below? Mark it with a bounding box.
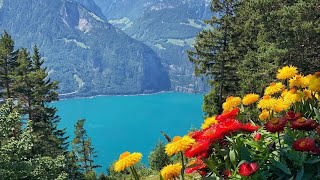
[53,92,203,173]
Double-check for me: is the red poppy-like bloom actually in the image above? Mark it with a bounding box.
[223,169,232,178]
[185,140,211,158]
[265,118,287,133]
[254,133,261,141]
[241,123,260,132]
[284,111,301,121]
[216,108,239,122]
[185,159,207,174]
[238,162,259,176]
[292,137,319,154]
[291,118,318,131]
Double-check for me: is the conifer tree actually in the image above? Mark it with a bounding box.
[13,48,33,119]
[0,31,18,100]
[235,0,320,94]
[148,141,171,171]
[188,0,240,115]
[72,119,100,175]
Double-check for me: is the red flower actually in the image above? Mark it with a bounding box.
[265,118,287,133]
[292,137,319,154]
[185,140,211,158]
[217,119,243,134]
[284,111,301,121]
[185,159,207,174]
[254,133,261,141]
[216,108,239,122]
[241,123,260,132]
[200,119,242,142]
[238,162,259,176]
[223,169,232,178]
[189,130,204,140]
[291,118,318,131]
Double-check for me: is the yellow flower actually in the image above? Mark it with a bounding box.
[242,93,259,105]
[276,65,298,80]
[161,163,182,180]
[283,88,301,105]
[114,152,142,172]
[257,95,277,110]
[264,82,285,95]
[302,89,312,100]
[308,74,320,92]
[259,110,271,121]
[222,96,241,112]
[289,75,308,88]
[272,98,290,113]
[201,116,218,129]
[165,136,195,156]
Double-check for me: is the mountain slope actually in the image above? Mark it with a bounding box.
[94,0,212,92]
[0,0,170,97]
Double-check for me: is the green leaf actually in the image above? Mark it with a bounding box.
[229,149,236,164]
[314,107,320,121]
[296,166,304,180]
[272,160,291,175]
[239,146,251,162]
[204,159,219,175]
[305,157,320,164]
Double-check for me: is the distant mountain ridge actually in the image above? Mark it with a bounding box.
[93,0,212,93]
[0,0,170,97]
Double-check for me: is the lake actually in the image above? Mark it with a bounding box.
[53,92,204,173]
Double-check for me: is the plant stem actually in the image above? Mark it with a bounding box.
[277,132,282,161]
[130,166,139,180]
[180,151,185,180]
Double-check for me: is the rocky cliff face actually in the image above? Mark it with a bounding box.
[0,0,170,97]
[94,0,212,92]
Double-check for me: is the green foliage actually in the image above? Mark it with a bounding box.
[0,100,67,180]
[188,0,240,114]
[72,119,100,174]
[148,141,171,171]
[235,0,320,94]
[0,32,71,179]
[0,31,18,99]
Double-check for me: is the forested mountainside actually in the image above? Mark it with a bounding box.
[0,0,170,97]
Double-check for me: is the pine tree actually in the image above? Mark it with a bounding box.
[72,119,100,174]
[148,141,171,171]
[12,48,33,119]
[235,0,320,94]
[188,0,240,115]
[0,100,67,179]
[0,31,18,100]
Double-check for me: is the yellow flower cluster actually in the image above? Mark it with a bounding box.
[222,96,241,112]
[276,65,298,80]
[289,75,309,88]
[264,82,285,95]
[309,73,320,92]
[242,93,259,106]
[165,135,195,156]
[259,110,271,121]
[256,66,319,121]
[258,95,277,110]
[114,152,142,172]
[160,163,182,180]
[201,116,218,129]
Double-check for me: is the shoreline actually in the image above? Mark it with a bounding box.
[57,91,205,101]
